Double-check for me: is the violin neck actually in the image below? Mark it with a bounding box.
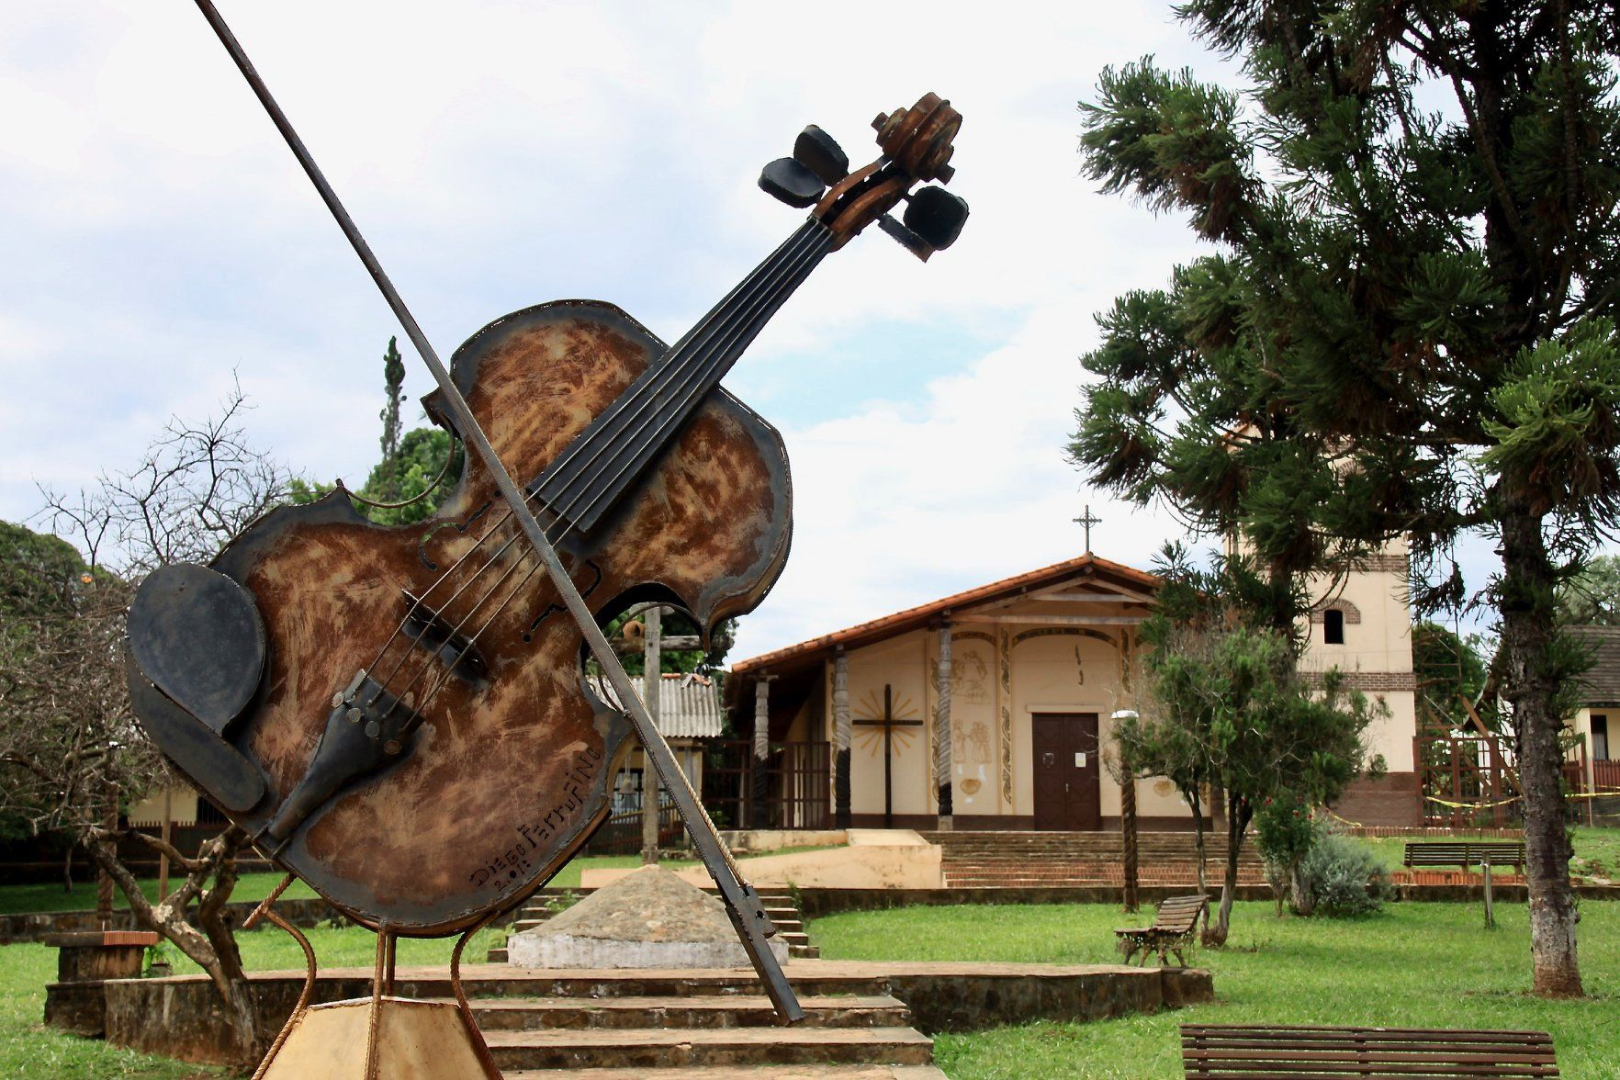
[531,218,836,536]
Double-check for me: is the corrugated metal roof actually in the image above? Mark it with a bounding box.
[588,671,725,738]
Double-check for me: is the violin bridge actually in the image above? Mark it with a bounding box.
[401,589,490,682]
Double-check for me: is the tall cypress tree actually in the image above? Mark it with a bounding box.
[378,336,406,501]
[1071,1,1620,995]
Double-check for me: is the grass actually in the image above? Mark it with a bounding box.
[0,873,322,917]
[1351,826,1620,880]
[809,899,1620,1079]
[0,945,218,1080]
[0,855,704,916]
[0,923,512,1080]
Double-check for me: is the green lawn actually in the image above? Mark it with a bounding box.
[810,900,1620,1079]
[0,873,322,917]
[1354,826,1620,880]
[0,855,700,916]
[0,923,511,1080]
[0,945,218,1080]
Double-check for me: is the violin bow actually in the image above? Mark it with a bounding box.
[188,0,804,1022]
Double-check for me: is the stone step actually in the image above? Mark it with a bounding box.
[942,876,1263,883]
[505,1066,947,1079]
[450,971,895,998]
[483,1026,934,1070]
[491,943,822,964]
[460,994,907,1031]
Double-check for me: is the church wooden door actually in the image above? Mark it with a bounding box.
[1032,713,1101,830]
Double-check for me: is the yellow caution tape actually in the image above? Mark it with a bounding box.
[1423,794,1522,810]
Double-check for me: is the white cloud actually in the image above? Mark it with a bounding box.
[2,0,1239,658]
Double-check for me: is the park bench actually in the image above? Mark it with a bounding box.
[1403,840,1526,871]
[1181,1023,1560,1078]
[1115,894,1205,966]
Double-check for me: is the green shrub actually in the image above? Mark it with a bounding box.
[1298,834,1394,917]
[1254,796,1323,912]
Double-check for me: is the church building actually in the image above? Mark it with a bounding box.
[725,547,1422,832]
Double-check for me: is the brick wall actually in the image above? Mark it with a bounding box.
[1333,772,1422,827]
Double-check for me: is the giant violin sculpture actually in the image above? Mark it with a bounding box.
[126,5,968,993]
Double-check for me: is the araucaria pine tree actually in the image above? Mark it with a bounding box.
[1071,2,1620,995]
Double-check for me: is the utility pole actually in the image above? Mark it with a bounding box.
[641,605,663,864]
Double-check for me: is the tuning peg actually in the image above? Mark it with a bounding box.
[877,214,935,261]
[903,186,969,251]
[759,157,825,208]
[794,125,849,184]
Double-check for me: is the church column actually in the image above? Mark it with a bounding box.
[934,622,953,830]
[752,676,773,829]
[833,648,851,829]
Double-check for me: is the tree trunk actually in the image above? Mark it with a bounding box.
[1188,787,1209,939]
[1289,858,1314,916]
[1120,768,1139,913]
[193,834,260,1064]
[86,826,264,1066]
[1207,795,1250,946]
[641,606,663,865]
[1499,511,1583,996]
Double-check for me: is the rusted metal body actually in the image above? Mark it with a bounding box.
[134,7,969,1036]
[168,300,790,933]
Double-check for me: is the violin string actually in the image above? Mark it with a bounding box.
[362,508,540,706]
[562,228,833,530]
[385,539,535,706]
[559,228,830,531]
[547,223,828,527]
[366,220,830,720]
[357,223,822,700]
[540,222,824,521]
[397,229,831,717]
[536,219,824,508]
[410,557,549,720]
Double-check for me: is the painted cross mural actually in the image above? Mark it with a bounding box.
[854,684,924,828]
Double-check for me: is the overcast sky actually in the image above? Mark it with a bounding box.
[0,1,1514,659]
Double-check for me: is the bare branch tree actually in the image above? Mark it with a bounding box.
[2,382,296,1064]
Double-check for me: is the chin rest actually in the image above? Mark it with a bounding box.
[127,564,267,813]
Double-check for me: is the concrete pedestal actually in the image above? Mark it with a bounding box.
[258,997,499,1079]
[508,864,788,969]
[42,930,159,1036]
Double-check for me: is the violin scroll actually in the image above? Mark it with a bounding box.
[870,92,959,183]
[757,92,968,261]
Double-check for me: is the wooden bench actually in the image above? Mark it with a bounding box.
[1115,894,1205,967]
[1404,840,1526,870]
[1182,1024,1560,1078]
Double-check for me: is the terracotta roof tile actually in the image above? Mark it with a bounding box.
[1569,625,1620,705]
[731,552,1159,678]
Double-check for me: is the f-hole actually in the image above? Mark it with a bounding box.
[522,560,604,642]
[416,500,493,570]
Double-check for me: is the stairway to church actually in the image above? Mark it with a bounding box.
[428,970,940,1077]
[489,884,819,962]
[922,830,1265,888]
